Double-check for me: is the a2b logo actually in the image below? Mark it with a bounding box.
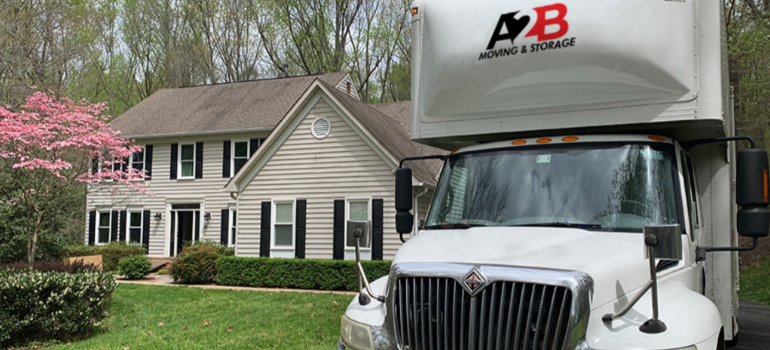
[486,3,568,50]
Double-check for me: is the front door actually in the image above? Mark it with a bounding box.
[169,204,200,257]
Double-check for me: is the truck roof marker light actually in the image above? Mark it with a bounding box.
[411,7,418,16]
[562,136,579,142]
[451,148,460,154]
[511,140,527,145]
[648,136,666,142]
[536,138,552,144]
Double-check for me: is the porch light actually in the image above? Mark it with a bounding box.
[154,212,162,221]
[204,212,211,222]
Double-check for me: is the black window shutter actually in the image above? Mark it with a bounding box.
[249,138,259,156]
[170,143,178,179]
[142,210,151,253]
[295,200,307,259]
[222,141,231,178]
[372,199,384,260]
[88,211,96,245]
[195,142,204,179]
[220,209,229,246]
[144,145,153,178]
[110,211,119,242]
[119,210,127,241]
[333,199,345,260]
[260,202,271,257]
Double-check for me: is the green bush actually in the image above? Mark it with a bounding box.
[158,269,169,275]
[184,239,235,256]
[118,255,152,279]
[218,257,391,291]
[171,244,221,284]
[63,241,145,272]
[0,269,116,348]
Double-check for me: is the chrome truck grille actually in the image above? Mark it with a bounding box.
[387,263,593,350]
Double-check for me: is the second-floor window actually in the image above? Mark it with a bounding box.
[130,149,144,179]
[179,143,195,179]
[232,141,249,175]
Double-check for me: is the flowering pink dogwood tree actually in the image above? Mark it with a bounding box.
[0,91,149,269]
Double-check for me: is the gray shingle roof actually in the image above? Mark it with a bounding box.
[111,72,348,137]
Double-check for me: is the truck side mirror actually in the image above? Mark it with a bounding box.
[395,168,413,235]
[736,148,770,237]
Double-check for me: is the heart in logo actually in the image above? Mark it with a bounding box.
[487,11,531,50]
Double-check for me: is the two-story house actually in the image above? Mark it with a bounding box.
[85,72,441,260]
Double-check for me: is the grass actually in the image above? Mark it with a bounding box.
[49,284,351,350]
[739,255,770,307]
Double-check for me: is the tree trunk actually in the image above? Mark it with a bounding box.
[26,212,43,271]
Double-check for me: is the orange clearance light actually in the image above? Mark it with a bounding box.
[562,136,579,142]
[511,140,527,145]
[648,135,666,142]
[536,138,552,144]
[411,7,418,16]
[450,148,460,154]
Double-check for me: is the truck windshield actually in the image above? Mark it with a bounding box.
[425,143,680,232]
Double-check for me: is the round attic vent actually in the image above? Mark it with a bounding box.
[311,117,331,139]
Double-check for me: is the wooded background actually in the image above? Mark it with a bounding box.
[1,0,770,263]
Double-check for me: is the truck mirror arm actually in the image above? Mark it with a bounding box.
[399,155,448,168]
[353,228,385,305]
[681,135,756,149]
[696,236,759,262]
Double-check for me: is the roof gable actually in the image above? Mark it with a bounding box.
[111,72,349,138]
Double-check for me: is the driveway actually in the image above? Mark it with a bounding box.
[734,301,770,350]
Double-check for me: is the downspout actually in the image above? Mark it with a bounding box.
[413,184,429,234]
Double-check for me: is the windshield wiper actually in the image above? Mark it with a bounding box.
[424,223,487,229]
[510,222,602,229]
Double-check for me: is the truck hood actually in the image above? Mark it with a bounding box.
[392,227,655,310]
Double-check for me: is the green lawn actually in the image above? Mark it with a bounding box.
[739,256,770,307]
[50,284,351,350]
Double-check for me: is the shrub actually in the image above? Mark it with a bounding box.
[0,269,116,348]
[171,244,221,284]
[218,257,391,291]
[118,255,152,279]
[0,260,96,273]
[63,241,145,272]
[184,239,235,256]
[158,269,169,275]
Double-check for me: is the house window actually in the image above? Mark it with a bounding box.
[228,207,237,247]
[271,200,295,257]
[128,210,143,244]
[179,143,195,179]
[130,149,145,179]
[96,210,111,245]
[345,199,371,250]
[232,140,249,176]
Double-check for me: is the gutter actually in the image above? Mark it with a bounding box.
[413,184,430,233]
[125,127,274,140]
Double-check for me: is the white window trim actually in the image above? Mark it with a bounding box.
[270,199,296,254]
[344,197,372,251]
[231,139,250,178]
[128,148,145,181]
[127,209,144,244]
[228,205,237,248]
[178,143,196,179]
[96,210,112,246]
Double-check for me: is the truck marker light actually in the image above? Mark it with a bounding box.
[648,136,666,142]
[511,140,527,145]
[451,148,460,154]
[411,7,418,16]
[536,138,552,144]
[562,136,579,142]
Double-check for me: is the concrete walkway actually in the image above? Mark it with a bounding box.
[116,274,357,295]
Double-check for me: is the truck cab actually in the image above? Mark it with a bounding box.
[339,1,769,349]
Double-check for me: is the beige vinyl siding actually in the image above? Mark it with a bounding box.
[86,133,267,257]
[237,98,401,259]
[335,74,360,100]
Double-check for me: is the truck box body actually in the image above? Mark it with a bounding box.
[411,0,731,149]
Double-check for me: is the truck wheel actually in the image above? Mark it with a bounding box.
[725,333,738,348]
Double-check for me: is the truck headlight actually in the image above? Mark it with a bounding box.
[340,315,374,350]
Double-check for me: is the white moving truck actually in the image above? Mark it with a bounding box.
[338,1,770,349]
